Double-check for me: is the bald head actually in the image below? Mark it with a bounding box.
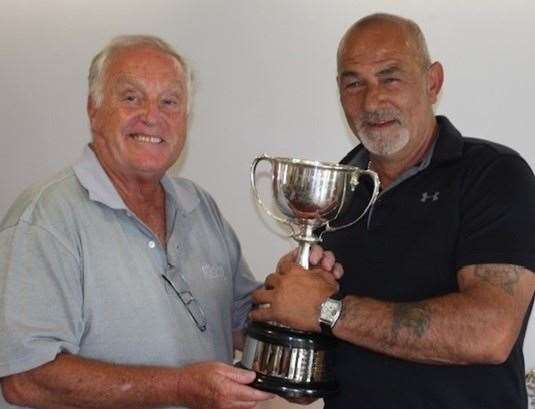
[338,13,431,72]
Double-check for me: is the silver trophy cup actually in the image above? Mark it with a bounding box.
[239,154,380,398]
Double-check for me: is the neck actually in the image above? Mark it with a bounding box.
[90,143,164,206]
[91,145,167,244]
[113,175,167,245]
[112,176,164,208]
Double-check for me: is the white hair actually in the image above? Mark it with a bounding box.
[88,35,192,111]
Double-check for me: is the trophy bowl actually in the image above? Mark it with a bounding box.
[239,154,379,398]
[273,157,356,226]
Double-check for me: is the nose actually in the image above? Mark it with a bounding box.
[362,84,385,113]
[141,100,160,126]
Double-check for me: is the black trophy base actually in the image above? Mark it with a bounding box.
[239,321,338,398]
[237,362,338,398]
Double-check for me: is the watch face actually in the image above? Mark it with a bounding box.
[325,301,339,318]
[321,299,341,324]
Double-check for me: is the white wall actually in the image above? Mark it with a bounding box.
[1,1,534,408]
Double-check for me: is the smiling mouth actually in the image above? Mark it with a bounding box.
[129,133,163,144]
[366,119,398,128]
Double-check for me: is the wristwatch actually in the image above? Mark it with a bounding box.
[319,294,344,336]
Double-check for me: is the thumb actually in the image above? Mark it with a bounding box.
[223,364,257,384]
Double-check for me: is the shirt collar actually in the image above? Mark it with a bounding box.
[429,115,464,165]
[73,145,126,210]
[73,145,198,214]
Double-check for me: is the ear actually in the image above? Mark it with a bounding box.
[87,96,98,130]
[426,62,444,104]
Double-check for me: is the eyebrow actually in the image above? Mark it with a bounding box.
[339,64,404,81]
[377,66,403,77]
[339,71,360,81]
[114,76,184,95]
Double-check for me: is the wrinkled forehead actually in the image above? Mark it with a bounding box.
[338,21,420,69]
[104,45,186,85]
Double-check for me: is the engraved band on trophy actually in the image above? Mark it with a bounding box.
[239,154,380,398]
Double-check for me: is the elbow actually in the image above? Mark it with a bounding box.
[1,375,36,407]
[481,343,513,365]
[469,328,516,365]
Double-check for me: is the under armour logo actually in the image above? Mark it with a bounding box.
[421,191,440,202]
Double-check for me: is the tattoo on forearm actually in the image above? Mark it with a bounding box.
[474,265,521,295]
[390,302,431,344]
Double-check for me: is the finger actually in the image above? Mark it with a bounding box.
[227,401,260,409]
[276,248,298,273]
[264,273,280,289]
[277,257,306,276]
[332,262,344,280]
[226,383,275,400]
[249,305,274,322]
[319,250,335,271]
[309,244,323,265]
[316,270,340,294]
[221,376,275,402]
[251,288,273,305]
[221,364,257,384]
[318,269,338,284]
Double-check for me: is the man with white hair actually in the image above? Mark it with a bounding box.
[251,13,535,409]
[0,35,343,409]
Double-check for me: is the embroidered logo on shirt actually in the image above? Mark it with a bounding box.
[201,263,227,281]
[420,191,440,202]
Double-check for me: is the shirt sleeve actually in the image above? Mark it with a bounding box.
[455,154,535,272]
[231,256,261,332]
[0,221,83,377]
[218,218,261,332]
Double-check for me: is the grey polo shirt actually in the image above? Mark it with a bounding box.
[0,147,259,403]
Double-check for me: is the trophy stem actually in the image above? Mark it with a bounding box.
[296,225,316,269]
[297,242,310,269]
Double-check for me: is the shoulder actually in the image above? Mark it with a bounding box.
[459,137,534,186]
[1,167,86,231]
[453,137,535,225]
[462,137,525,162]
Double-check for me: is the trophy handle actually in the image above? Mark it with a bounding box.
[251,154,296,229]
[321,168,380,237]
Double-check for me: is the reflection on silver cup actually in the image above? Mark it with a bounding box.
[239,154,380,398]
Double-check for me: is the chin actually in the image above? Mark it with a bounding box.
[358,129,410,157]
[128,162,169,179]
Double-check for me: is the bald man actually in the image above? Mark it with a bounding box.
[251,13,535,409]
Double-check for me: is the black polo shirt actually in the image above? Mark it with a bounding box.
[323,116,535,409]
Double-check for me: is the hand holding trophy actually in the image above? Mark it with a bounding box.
[239,154,380,399]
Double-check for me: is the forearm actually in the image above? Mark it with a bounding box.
[332,264,535,365]
[2,354,184,409]
[251,261,534,365]
[333,293,494,365]
[334,282,534,366]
